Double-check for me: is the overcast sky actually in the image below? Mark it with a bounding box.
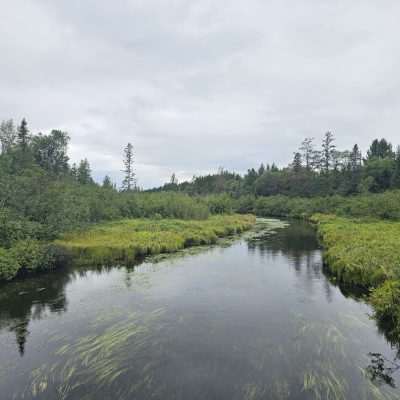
[1,1,400,188]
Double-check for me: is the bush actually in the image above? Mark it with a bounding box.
[0,248,20,281]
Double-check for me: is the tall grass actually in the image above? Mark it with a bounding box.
[312,214,400,342]
[56,214,255,266]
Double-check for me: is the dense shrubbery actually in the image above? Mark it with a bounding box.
[312,215,400,341]
[253,190,400,220]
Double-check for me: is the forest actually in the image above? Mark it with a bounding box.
[2,118,400,282]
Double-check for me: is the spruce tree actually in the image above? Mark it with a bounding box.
[17,118,29,151]
[321,131,336,173]
[121,143,136,191]
[292,152,302,173]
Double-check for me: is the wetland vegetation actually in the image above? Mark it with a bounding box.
[2,118,400,398]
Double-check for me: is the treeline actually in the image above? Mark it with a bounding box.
[156,132,400,197]
[0,118,217,281]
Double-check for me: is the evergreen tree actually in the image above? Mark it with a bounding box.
[170,173,178,185]
[77,159,92,184]
[366,139,395,160]
[121,143,136,191]
[102,175,114,189]
[300,137,314,171]
[17,118,30,151]
[292,152,302,173]
[258,163,266,176]
[321,131,336,173]
[70,163,78,179]
[350,144,362,171]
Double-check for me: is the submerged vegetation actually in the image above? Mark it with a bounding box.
[56,215,255,266]
[312,215,400,344]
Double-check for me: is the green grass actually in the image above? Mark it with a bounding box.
[312,214,400,342]
[56,214,255,266]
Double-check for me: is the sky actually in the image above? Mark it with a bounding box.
[1,1,400,188]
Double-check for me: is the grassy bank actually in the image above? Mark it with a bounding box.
[312,214,400,341]
[56,214,255,266]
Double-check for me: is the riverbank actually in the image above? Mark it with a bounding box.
[312,214,400,341]
[55,214,255,266]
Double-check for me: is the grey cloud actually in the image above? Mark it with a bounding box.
[2,0,400,188]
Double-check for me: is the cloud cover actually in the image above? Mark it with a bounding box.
[1,0,400,187]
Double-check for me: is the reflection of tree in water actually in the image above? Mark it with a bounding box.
[247,221,320,259]
[247,221,324,297]
[366,352,400,388]
[0,268,72,355]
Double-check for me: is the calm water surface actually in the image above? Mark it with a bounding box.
[0,219,399,399]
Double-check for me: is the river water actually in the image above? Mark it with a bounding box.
[0,219,399,399]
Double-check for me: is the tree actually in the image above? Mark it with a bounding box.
[391,146,400,189]
[121,143,136,191]
[292,152,302,173]
[321,131,336,173]
[350,144,362,171]
[77,159,92,184]
[258,163,266,176]
[0,119,16,154]
[102,175,114,189]
[17,118,30,151]
[366,139,395,160]
[70,163,78,179]
[300,137,315,171]
[170,173,178,185]
[31,130,70,175]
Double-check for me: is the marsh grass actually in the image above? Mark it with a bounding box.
[55,214,255,266]
[312,214,400,344]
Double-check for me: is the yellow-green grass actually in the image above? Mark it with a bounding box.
[55,214,255,266]
[311,214,400,340]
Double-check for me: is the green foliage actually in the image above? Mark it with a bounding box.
[56,214,255,266]
[0,248,20,281]
[254,190,400,220]
[312,214,400,342]
[11,240,56,273]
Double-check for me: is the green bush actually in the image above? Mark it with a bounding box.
[0,248,20,281]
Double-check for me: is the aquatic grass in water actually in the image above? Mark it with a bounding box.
[55,215,255,266]
[27,308,166,399]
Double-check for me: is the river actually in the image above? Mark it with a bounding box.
[0,219,399,399]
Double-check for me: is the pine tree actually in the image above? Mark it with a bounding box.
[17,118,30,151]
[121,143,136,191]
[258,163,266,176]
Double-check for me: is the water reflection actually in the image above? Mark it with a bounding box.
[0,271,70,355]
[0,220,400,399]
